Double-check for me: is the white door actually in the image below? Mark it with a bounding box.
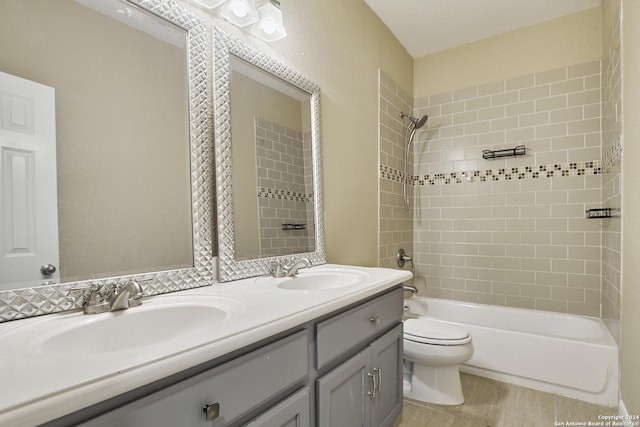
[0,71,59,288]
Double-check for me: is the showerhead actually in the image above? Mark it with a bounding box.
[401,112,428,129]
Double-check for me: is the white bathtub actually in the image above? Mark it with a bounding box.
[404,297,618,407]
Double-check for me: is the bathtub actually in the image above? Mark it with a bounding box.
[404,297,619,407]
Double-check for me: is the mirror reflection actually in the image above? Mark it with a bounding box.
[214,27,325,282]
[230,56,315,260]
[0,0,192,290]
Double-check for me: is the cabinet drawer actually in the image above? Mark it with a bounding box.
[316,287,403,370]
[80,331,308,427]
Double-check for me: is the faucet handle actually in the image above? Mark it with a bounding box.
[126,279,148,307]
[269,260,286,278]
[70,284,109,315]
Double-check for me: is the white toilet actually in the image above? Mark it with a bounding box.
[403,318,474,405]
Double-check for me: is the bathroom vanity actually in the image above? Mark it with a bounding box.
[0,265,410,427]
[0,2,410,426]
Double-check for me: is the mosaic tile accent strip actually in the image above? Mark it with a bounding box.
[379,164,407,183]
[380,160,601,186]
[258,188,313,202]
[602,135,623,172]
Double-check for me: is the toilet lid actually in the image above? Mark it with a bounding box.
[404,318,471,345]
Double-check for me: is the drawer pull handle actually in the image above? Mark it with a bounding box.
[203,403,220,421]
[370,314,380,326]
[368,371,377,398]
[374,367,382,392]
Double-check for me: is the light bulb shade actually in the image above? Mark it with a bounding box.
[220,0,258,27]
[191,0,226,9]
[251,2,286,42]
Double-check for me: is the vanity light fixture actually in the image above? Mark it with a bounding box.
[251,0,286,42]
[191,0,226,9]
[220,0,259,27]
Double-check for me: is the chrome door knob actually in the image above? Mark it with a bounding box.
[40,264,57,275]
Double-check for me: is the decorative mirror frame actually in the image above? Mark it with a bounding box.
[214,27,326,282]
[0,0,214,322]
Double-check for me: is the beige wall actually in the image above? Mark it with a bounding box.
[620,0,640,415]
[271,1,414,266]
[414,7,602,98]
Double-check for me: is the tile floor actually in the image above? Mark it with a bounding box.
[393,373,618,427]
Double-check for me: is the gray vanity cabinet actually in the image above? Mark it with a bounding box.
[52,286,404,427]
[316,324,403,427]
[316,288,404,427]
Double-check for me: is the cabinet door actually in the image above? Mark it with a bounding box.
[245,386,311,427]
[370,324,403,427]
[317,349,371,427]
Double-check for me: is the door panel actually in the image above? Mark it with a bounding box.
[317,349,370,427]
[370,324,403,427]
[0,71,59,287]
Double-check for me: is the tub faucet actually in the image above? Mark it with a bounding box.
[403,285,418,296]
[109,280,144,311]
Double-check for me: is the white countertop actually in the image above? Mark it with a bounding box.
[0,264,411,427]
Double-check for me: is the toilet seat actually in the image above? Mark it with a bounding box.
[404,318,471,345]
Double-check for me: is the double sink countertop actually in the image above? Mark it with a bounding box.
[0,264,411,427]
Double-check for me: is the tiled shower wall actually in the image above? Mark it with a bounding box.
[378,70,414,270]
[601,6,622,333]
[255,117,314,257]
[410,61,604,316]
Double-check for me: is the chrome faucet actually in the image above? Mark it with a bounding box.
[109,280,144,311]
[72,280,146,314]
[270,257,312,277]
[72,284,110,315]
[284,257,312,277]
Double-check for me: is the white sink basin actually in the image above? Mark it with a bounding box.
[274,269,368,291]
[34,296,245,355]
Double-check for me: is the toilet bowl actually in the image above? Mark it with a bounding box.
[403,318,473,405]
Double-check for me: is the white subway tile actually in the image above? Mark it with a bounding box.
[550,78,584,96]
[536,95,567,111]
[552,259,585,274]
[535,67,567,85]
[506,100,535,117]
[442,101,466,115]
[536,123,568,139]
[536,245,568,259]
[568,61,600,78]
[491,91,519,106]
[478,80,505,96]
[550,107,584,124]
[506,74,535,91]
[521,85,550,101]
[536,271,568,286]
[465,96,491,111]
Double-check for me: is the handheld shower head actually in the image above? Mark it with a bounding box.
[400,111,429,211]
[400,112,428,129]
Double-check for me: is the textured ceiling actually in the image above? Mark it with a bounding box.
[363,0,601,58]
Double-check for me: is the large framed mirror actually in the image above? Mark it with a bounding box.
[214,28,325,282]
[0,0,214,321]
